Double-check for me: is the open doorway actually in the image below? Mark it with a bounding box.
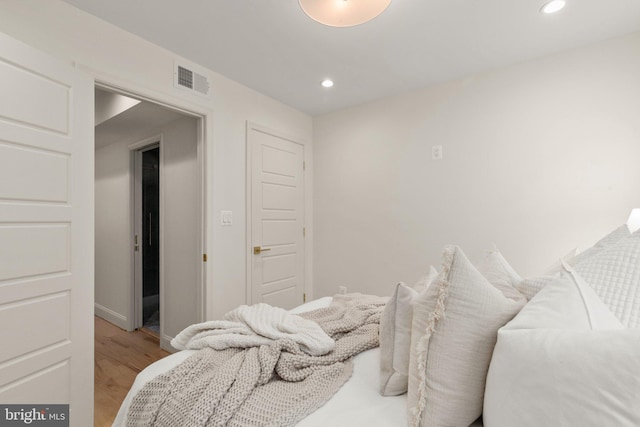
[94,87,204,350]
[136,145,160,335]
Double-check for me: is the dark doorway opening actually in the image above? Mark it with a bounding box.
[142,147,160,334]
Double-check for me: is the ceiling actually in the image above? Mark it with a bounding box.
[95,89,185,149]
[63,0,640,116]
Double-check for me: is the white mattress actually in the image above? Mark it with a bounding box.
[113,297,483,426]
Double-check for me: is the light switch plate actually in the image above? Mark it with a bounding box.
[432,145,443,160]
[221,210,233,226]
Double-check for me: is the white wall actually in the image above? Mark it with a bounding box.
[313,32,640,298]
[95,116,200,345]
[162,117,199,341]
[94,133,130,328]
[0,0,313,320]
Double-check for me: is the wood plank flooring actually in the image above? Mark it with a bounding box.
[94,316,170,426]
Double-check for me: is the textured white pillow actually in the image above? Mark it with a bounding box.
[379,267,438,396]
[570,224,630,266]
[476,248,525,301]
[483,265,636,427]
[407,246,525,427]
[380,283,418,396]
[542,247,578,275]
[574,230,640,328]
[412,266,439,293]
[507,264,621,331]
[514,275,556,300]
[513,248,578,300]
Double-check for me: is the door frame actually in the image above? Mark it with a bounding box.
[130,137,163,334]
[92,75,210,342]
[245,121,313,305]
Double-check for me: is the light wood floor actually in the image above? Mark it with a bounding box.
[94,316,170,426]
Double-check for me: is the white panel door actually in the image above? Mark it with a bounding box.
[249,124,305,309]
[0,33,93,425]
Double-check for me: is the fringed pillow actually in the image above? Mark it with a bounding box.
[407,246,525,427]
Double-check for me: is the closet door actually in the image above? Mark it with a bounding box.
[248,123,305,309]
[0,33,93,426]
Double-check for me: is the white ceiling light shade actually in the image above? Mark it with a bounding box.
[541,0,566,14]
[299,0,392,27]
[321,79,334,88]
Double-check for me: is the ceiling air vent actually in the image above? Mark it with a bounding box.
[174,61,210,97]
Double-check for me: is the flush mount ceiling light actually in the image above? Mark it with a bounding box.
[541,0,566,14]
[299,0,392,27]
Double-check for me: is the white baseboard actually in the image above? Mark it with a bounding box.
[160,334,177,353]
[95,303,128,330]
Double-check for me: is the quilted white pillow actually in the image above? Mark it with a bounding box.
[514,275,556,300]
[514,248,578,300]
[407,246,525,427]
[541,247,578,275]
[483,265,638,427]
[574,230,640,328]
[570,224,630,265]
[379,267,438,396]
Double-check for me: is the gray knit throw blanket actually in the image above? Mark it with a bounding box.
[126,293,387,427]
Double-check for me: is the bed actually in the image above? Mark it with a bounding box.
[114,297,420,427]
[115,223,640,427]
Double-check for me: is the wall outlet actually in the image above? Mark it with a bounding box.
[339,286,348,295]
[432,145,443,160]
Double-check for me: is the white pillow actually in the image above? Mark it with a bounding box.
[407,246,525,427]
[380,283,418,396]
[507,263,621,331]
[542,247,578,275]
[514,249,578,300]
[483,265,637,427]
[379,266,438,396]
[570,224,630,266]
[476,248,525,302]
[513,275,556,300]
[574,230,640,328]
[413,266,438,293]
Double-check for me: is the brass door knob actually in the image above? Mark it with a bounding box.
[253,246,271,255]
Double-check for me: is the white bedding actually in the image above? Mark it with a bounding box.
[113,297,482,427]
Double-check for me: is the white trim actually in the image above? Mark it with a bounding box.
[245,121,313,305]
[129,137,161,151]
[131,148,140,331]
[95,303,128,330]
[246,122,252,305]
[88,67,206,118]
[196,115,207,322]
[161,334,177,354]
[90,72,211,330]
[129,136,163,335]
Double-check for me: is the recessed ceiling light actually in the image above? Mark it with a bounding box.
[321,79,334,88]
[541,0,566,14]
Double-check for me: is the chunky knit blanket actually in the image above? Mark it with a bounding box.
[170,303,335,356]
[126,293,387,427]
